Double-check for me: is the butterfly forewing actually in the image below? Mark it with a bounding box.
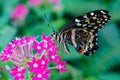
[60,10,111,33]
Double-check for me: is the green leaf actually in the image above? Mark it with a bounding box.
[0,26,17,50]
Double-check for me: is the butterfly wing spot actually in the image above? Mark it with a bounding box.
[95,42,97,45]
[105,19,108,21]
[94,26,98,29]
[78,48,85,53]
[76,44,85,53]
[99,24,102,26]
[103,15,108,18]
[83,24,87,27]
[97,21,101,23]
[77,23,82,26]
[91,23,95,25]
[83,15,88,18]
[85,19,90,24]
[90,30,94,32]
[100,10,106,14]
[75,19,80,22]
[90,12,94,16]
[93,17,97,20]
[102,21,105,24]
[90,43,94,48]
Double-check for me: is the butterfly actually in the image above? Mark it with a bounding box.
[51,10,111,56]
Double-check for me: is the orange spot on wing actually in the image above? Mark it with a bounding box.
[78,48,85,53]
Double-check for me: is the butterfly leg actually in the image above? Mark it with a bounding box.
[61,41,70,54]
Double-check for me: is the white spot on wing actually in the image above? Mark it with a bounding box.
[91,30,94,32]
[90,12,94,16]
[83,15,88,18]
[100,10,106,14]
[95,42,97,45]
[94,26,97,29]
[83,24,87,27]
[77,23,82,26]
[75,19,80,22]
[105,19,108,21]
[102,21,105,24]
[96,38,98,40]
[95,33,97,36]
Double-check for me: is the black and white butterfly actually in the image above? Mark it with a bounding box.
[51,10,111,56]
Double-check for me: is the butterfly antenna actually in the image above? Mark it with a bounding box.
[44,13,55,32]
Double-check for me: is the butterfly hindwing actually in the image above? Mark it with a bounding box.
[69,29,99,56]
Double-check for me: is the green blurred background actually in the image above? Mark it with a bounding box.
[0,0,120,80]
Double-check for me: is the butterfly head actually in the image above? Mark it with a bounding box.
[51,31,58,40]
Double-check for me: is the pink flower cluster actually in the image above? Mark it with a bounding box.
[11,4,29,20]
[28,0,43,5]
[0,33,67,80]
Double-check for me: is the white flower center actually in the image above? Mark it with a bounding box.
[43,40,47,42]
[51,55,55,59]
[18,68,21,71]
[59,65,62,69]
[37,46,41,49]
[41,60,45,65]
[49,48,53,51]
[37,73,42,78]
[33,63,38,68]
[12,44,15,48]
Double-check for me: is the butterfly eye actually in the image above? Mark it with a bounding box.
[51,32,57,38]
[53,32,56,35]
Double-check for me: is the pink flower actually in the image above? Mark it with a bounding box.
[22,36,35,43]
[56,60,67,73]
[41,33,56,51]
[49,0,60,4]
[42,33,52,41]
[10,65,26,80]
[11,4,29,20]
[27,56,48,73]
[0,48,13,62]
[32,40,43,54]
[32,70,51,80]
[28,0,43,5]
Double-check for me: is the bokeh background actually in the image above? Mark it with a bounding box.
[0,0,120,80]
